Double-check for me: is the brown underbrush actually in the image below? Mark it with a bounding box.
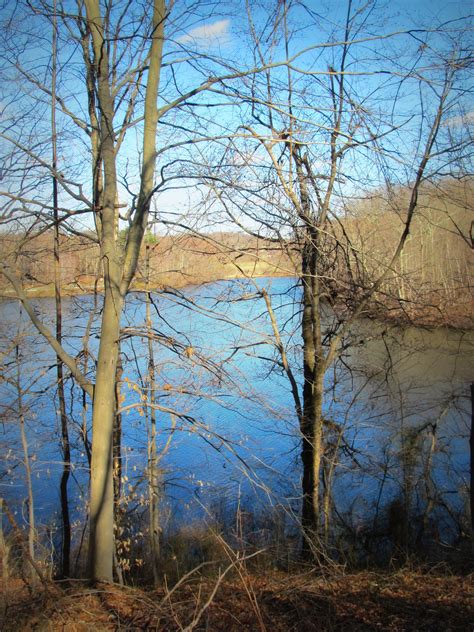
[1,563,472,631]
[365,294,474,330]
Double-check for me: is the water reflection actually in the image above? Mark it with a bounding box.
[0,278,472,544]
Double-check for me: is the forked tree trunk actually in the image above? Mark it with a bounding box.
[84,0,128,582]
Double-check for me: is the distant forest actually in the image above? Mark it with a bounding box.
[2,179,472,327]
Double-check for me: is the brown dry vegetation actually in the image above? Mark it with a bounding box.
[339,179,473,328]
[1,567,472,631]
[0,231,295,296]
[0,180,472,329]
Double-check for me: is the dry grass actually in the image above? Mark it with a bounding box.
[1,566,472,631]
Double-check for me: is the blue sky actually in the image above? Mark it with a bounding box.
[0,0,471,235]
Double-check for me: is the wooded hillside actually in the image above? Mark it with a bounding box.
[2,179,471,326]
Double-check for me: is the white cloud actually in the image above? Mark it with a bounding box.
[178,19,230,47]
[444,111,474,128]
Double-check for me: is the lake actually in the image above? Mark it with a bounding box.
[0,277,472,547]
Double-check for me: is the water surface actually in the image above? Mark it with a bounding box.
[0,278,472,540]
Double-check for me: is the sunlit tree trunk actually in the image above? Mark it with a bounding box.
[88,289,123,581]
[84,0,165,582]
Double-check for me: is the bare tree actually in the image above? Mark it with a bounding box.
[201,0,472,553]
[2,0,314,581]
[0,0,247,581]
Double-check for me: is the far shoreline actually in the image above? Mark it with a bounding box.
[1,274,472,332]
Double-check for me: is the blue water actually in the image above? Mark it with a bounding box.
[0,277,472,541]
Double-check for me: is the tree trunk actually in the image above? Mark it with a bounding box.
[301,373,325,553]
[84,0,166,582]
[0,499,9,580]
[57,328,71,578]
[113,356,124,584]
[300,243,325,556]
[52,1,71,577]
[146,246,160,582]
[470,383,474,534]
[88,287,123,582]
[84,0,123,582]
[16,342,35,577]
[113,357,123,510]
